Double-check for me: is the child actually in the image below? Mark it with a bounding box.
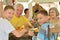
[24,8,29,19]
[36,10,54,40]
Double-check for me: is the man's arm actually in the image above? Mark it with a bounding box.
[11,28,27,37]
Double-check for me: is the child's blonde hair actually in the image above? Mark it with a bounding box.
[4,5,14,11]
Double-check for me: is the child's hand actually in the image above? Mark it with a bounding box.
[33,28,39,32]
[27,31,34,36]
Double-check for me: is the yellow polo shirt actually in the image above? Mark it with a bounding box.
[10,15,32,29]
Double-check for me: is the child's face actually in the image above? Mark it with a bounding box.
[4,9,14,20]
[49,9,57,19]
[26,10,29,17]
[37,13,48,25]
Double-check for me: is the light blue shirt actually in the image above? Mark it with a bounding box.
[37,22,54,40]
[0,18,15,40]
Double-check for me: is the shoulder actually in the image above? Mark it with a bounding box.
[0,18,9,23]
[41,22,50,28]
[21,15,24,17]
[42,22,50,26]
[21,16,28,20]
[0,18,13,26]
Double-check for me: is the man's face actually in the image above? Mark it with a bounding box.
[16,6,23,17]
[4,9,14,20]
[37,13,48,25]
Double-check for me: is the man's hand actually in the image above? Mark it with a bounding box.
[12,27,28,37]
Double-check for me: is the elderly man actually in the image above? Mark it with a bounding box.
[10,4,34,40]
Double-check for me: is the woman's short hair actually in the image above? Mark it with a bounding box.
[49,7,59,16]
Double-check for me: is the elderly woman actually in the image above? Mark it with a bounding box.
[49,7,60,40]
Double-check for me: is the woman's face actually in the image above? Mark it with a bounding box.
[49,9,57,19]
